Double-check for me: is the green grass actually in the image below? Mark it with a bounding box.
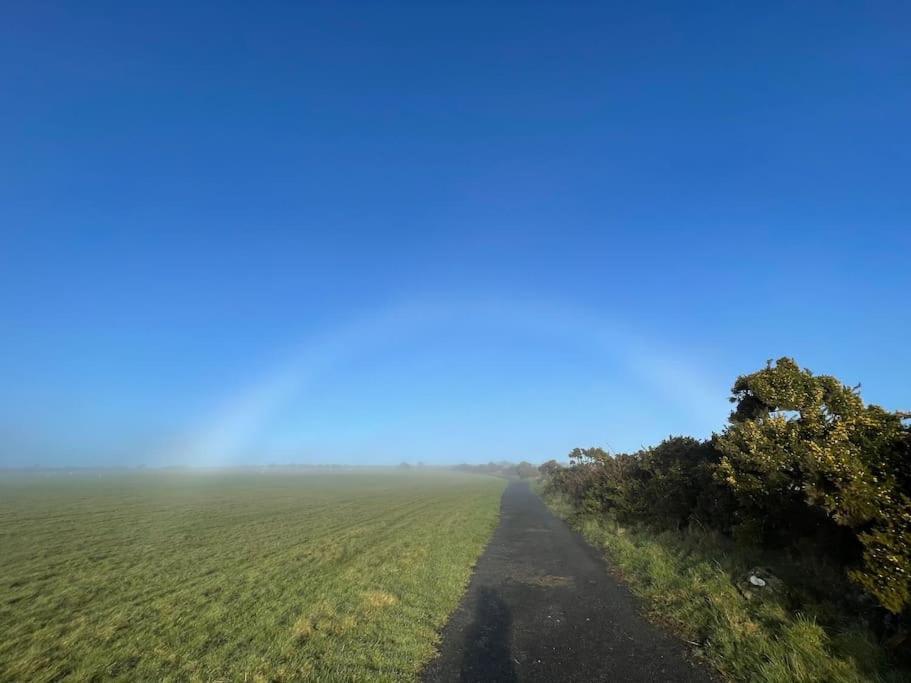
[539,489,909,683]
[0,469,505,682]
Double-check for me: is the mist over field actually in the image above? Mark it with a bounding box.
[2,5,908,472]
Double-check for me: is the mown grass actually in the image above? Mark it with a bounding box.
[0,469,505,682]
[540,490,909,683]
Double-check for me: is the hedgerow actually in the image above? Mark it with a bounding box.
[540,358,911,617]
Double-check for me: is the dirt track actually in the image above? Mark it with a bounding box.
[422,480,713,682]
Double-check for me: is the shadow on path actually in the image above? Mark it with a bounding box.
[422,480,713,682]
[459,587,517,682]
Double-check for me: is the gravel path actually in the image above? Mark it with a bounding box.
[422,480,713,682]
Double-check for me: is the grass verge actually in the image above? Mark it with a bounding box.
[539,489,909,683]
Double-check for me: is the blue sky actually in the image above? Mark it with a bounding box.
[1,2,909,467]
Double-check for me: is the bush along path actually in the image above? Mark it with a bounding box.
[421,480,712,683]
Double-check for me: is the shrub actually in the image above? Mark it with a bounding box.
[635,436,726,530]
[716,358,911,613]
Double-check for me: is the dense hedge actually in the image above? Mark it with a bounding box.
[539,358,911,615]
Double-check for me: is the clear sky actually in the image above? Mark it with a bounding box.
[2,2,909,467]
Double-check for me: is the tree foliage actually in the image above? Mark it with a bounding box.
[716,358,911,614]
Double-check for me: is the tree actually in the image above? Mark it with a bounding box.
[538,460,562,477]
[516,461,538,479]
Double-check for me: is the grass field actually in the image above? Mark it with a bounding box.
[0,469,505,682]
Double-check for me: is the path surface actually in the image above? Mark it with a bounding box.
[422,480,712,683]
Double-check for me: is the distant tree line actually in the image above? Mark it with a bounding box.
[454,461,539,479]
[539,358,911,616]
